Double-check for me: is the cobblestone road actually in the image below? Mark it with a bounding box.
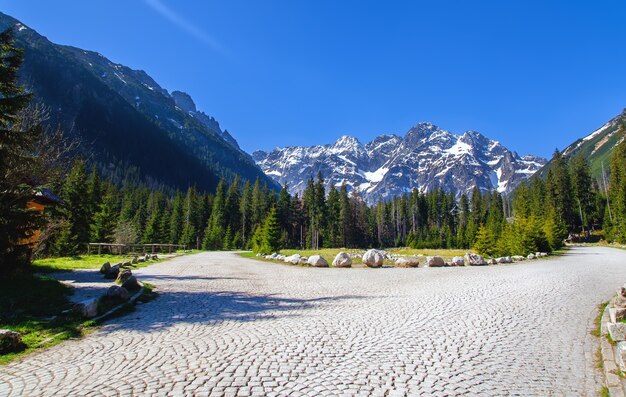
[2,246,625,396]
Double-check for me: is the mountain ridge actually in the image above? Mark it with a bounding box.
[0,12,278,192]
[254,123,546,203]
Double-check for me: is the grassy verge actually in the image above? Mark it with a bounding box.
[1,277,160,365]
[0,275,95,365]
[32,254,132,273]
[31,250,195,273]
[592,301,610,338]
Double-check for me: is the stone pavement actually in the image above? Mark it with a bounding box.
[1,246,625,396]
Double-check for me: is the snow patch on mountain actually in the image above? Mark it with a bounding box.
[255,122,546,203]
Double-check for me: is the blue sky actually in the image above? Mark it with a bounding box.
[2,1,626,158]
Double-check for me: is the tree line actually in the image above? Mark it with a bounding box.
[46,141,625,259]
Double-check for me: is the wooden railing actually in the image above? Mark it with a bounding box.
[87,243,186,255]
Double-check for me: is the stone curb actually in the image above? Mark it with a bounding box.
[90,285,146,324]
[601,304,626,397]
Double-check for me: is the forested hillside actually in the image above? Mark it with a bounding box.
[0,12,276,192]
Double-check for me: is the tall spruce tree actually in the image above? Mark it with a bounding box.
[56,159,91,255]
[0,28,46,273]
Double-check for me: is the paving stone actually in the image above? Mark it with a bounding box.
[0,247,620,396]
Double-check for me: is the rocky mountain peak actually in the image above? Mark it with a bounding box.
[255,123,547,204]
[171,90,197,113]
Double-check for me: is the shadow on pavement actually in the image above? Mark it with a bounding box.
[103,290,367,332]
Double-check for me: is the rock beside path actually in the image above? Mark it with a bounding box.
[0,330,25,354]
[362,249,384,268]
[332,252,352,268]
[395,257,419,268]
[465,253,487,266]
[425,256,445,267]
[307,255,329,267]
[73,298,98,318]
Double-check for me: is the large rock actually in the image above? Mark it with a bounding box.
[425,256,445,267]
[104,264,120,279]
[527,253,536,260]
[73,298,99,318]
[121,275,141,291]
[464,253,487,266]
[99,262,111,274]
[106,285,130,301]
[362,249,385,268]
[487,258,497,265]
[395,256,419,268]
[618,342,626,372]
[496,256,512,264]
[608,323,626,342]
[307,255,329,267]
[512,255,525,261]
[610,307,626,323]
[450,256,465,266]
[115,269,133,285]
[0,329,25,354]
[284,254,302,265]
[131,256,138,264]
[332,252,352,268]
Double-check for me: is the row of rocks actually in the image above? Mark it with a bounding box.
[606,286,626,373]
[74,261,146,318]
[260,250,549,269]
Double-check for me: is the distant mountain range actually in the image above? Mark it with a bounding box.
[0,12,277,192]
[254,123,546,204]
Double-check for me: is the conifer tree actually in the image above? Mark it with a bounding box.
[261,207,282,254]
[0,28,46,273]
[169,191,184,244]
[57,159,90,255]
[473,225,495,257]
[91,187,117,243]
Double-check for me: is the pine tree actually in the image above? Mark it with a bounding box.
[91,187,117,243]
[261,207,282,254]
[0,28,46,273]
[473,225,495,257]
[86,166,102,222]
[57,159,91,255]
[223,225,232,250]
[169,192,184,244]
[203,179,226,250]
[569,155,593,232]
[276,184,292,246]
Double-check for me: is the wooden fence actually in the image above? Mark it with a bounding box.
[87,243,186,255]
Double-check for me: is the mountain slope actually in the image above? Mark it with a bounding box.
[0,12,277,192]
[537,109,626,179]
[254,123,546,203]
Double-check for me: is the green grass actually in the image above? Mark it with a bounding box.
[31,253,170,273]
[0,275,95,365]
[592,301,609,338]
[241,247,474,266]
[596,347,604,370]
[599,386,610,397]
[0,276,161,365]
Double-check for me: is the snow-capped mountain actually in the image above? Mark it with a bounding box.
[253,123,546,203]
